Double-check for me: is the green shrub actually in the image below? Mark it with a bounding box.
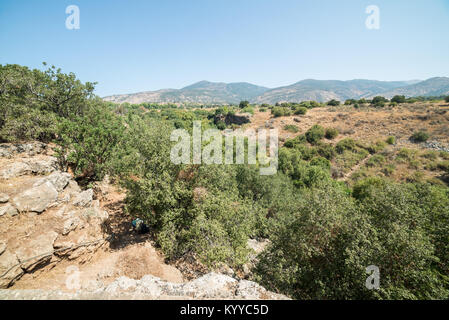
[336,138,356,154]
[366,154,385,167]
[305,125,325,144]
[411,131,430,143]
[438,161,449,173]
[284,124,299,133]
[272,107,292,117]
[386,136,396,145]
[310,156,331,170]
[325,128,339,140]
[391,95,406,104]
[445,96,449,103]
[315,143,336,160]
[294,107,308,115]
[327,99,340,106]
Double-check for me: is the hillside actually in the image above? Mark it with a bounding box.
[252,79,415,104]
[372,77,449,99]
[103,81,269,104]
[103,78,449,105]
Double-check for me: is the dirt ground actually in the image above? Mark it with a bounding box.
[243,102,449,146]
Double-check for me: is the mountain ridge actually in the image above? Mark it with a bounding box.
[103,77,449,104]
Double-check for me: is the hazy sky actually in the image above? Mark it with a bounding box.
[1,0,449,96]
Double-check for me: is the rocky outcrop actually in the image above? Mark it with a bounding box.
[0,273,289,300]
[0,143,109,288]
[0,204,18,217]
[15,231,58,271]
[72,189,93,207]
[12,182,58,213]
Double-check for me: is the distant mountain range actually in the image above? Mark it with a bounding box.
[103,77,449,105]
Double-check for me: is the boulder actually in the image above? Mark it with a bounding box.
[0,162,31,179]
[15,231,58,271]
[72,189,94,207]
[0,251,24,289]
[99,272,290,300]
[33,171,71,192]
[12,181,58,213]
[23,157,57,175]
[0,193,9,203]
[0,204,18,217]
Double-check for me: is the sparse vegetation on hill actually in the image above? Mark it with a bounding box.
[1,64,449,300]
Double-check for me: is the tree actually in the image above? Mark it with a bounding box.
[239,100,250,109]
[327,99,340,106]
[305,125,325,144]
[391,95,406,104]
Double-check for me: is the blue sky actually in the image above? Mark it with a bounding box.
[1,0,449,97]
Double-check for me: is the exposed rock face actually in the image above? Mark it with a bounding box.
[0,157,57,179]
[0,273,290,300]
[0,251,24,289]
[0,142,46,158]
[0,143,108,288]
[0,162,32,179]
[33,171,71,192]
[15,231,59,272]
[72,189,94,207]
[0,204,18,217]
[12,181,58,213]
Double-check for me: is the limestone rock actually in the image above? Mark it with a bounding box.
[33,171,71,192]
[15,231,58,271]
[0,162,31,179]
[0,251,24,289]
[72,189,93,207]
[0,204,18,217]
[23,157,57,175]
[12,181,58,213]
[62,217,81,236]
[0,193,9,203]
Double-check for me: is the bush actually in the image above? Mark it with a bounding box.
[327,99,340,106]
[411,131,430,143]
[239,100,250,109]
[386,136,396,145]
[366,154,385,167]
[272,107,292,117]
[294,107,308,115]
[445,96,449,103]
[305,125,325,144]
[284,125,299,133]
[335,138,356,154]
[315,143,336,160]
[391,95,406,104]
[325,128,339,140]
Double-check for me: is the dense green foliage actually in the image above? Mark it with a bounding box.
[411,131,430,143]
[1,63,448,300]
